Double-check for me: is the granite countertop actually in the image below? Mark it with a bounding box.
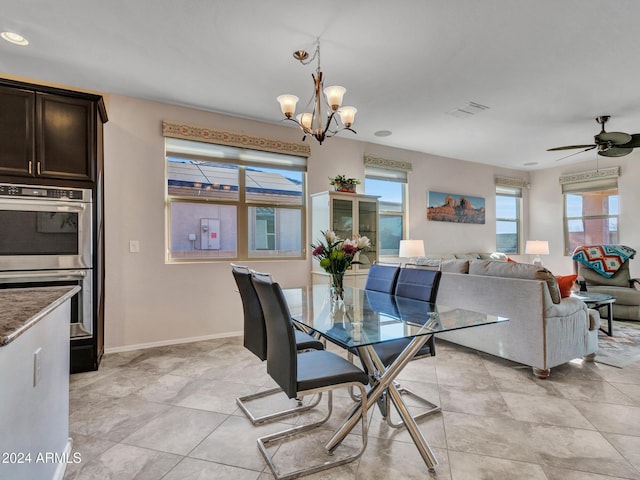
[0,286,81,347]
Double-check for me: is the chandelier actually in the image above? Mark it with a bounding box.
[277,41,357,145]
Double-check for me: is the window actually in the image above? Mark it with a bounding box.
[365,165,407,257]
[564,188,619,255]
[560,169,620,255]
[495,185,522,254]
[165,138,306,262]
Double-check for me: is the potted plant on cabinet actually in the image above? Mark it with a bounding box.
[329,175,361,193]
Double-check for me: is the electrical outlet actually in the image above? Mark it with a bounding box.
[129,240,140,253]
[33,348,42,387]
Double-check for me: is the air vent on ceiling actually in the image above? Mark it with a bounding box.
[446,101,490,118]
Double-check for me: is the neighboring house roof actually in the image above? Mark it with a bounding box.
[167,158,302,199]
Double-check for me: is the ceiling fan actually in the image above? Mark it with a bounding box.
[548,115,640,160]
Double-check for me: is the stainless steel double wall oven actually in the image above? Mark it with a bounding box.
[0,183,95,369]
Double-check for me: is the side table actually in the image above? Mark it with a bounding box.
[571,292,616,336]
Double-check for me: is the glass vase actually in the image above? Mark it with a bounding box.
[330,273,345,302]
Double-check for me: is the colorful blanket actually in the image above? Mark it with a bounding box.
[572,245,636,278]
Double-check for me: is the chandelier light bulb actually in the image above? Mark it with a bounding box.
[323,85,346,111]
[295,112,313,131]
[338,106,357,127]
[276,94,299,118]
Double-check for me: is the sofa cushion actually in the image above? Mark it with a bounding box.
[415,258,469,273]
[468,260,561,304]
[556,274,578,298]
[455,253,481,260]
[423,253,457,260]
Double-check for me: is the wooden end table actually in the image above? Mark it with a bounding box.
[571,292,616,336]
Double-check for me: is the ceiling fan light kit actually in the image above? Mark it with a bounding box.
[548,115,640,160]
[277,40,357,145]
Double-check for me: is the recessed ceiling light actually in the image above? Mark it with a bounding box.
[523,162,538,166]
[1,32,29,46]
[374,130,392,137]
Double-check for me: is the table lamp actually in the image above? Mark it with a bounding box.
[399,239,425,263]
[525,240,549,267]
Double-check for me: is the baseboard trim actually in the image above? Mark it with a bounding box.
[104,331,243,354]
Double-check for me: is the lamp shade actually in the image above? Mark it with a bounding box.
[276,94,298,118]
[525,240,549,255]
[295,112,313,130]
[399,239,425,259]
[337,106,357,127]
[323,85,346,110]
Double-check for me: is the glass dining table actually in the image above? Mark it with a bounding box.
[283,284,508,472]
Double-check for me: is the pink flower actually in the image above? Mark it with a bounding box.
[312,245,324,257]
[342,243,357,255]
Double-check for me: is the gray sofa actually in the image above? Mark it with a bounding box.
[416,257,600,378]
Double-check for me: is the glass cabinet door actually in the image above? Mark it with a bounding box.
[357,200,377,270]
[331,198,353,241]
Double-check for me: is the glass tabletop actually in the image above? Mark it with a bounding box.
[571,292,615,302]
[284,285,508,349]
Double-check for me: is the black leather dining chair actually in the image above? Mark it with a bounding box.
[231,264,324,424]
[394,264,442,302]
[251,272,370,480]
[364,261,401,293]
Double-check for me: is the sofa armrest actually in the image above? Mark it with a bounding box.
[631,278,640,291]
[587,308,601,331]
[545,297,587,318]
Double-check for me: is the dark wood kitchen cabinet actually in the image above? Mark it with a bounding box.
[0,78,108,374]
[0,81,103,183]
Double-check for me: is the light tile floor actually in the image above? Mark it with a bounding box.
[64,337,640,480]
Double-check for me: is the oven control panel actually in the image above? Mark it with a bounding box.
[0,183,87,201]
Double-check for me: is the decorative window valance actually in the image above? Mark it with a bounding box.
[162,120,311,158]
[364,155,412,172]
[364,155,412,183]
[495,175,528,189]
[559,166,620,193]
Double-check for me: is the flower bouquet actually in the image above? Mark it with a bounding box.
[311,230,370,301]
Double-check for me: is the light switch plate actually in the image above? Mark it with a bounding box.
[129,240,140,253]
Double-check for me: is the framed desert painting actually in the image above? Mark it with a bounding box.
[427,191,485,224]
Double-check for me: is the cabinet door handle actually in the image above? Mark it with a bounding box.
[28,161,33,175]
[37,161,41,176]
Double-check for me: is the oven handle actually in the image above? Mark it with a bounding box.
[0,270,88,283]
[0,198,88,210]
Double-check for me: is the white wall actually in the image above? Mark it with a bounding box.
[528,153,640,278]
[104,94,528,350]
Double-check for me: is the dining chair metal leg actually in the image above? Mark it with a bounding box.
[236,389,323,425]
[257,382,369,480]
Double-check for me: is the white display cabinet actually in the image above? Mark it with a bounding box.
[311,191,379,287]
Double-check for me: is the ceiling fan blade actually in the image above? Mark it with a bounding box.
[595,131,632,144]
[616,133,640,148]
[555,145,597,161]
[598,146,633,157]
[547,144,596,152]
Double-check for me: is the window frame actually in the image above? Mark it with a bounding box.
[563,187,619,256]
[495,185,522,255]
[364,166,408,258]
[165,138,307,263]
